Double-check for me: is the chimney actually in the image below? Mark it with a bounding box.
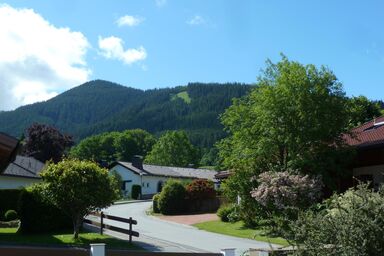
[132,155,143,170]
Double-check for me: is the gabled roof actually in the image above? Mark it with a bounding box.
[0,132,19,171]
[1,155,45,179]
[344,116,384,148]
[111,161,218,180]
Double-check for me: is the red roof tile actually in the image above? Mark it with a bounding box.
[344,116,384,148]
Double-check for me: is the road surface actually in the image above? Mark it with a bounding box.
[101,201,279,255]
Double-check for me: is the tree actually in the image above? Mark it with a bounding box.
[70,129,156,163]
[40,159,119,238]
[23,123,73,163]
[145,130,198,167]
[114,129,156,161]
[347,95,382,128]
[219,56,352,186]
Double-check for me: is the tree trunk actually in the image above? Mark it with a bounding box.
[72,215,82,239]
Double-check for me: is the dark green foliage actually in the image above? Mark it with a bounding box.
[4,209,17,221]
[152,194,160,213]
[157,179,187,215]
[131,185,142,200]
[0,80,250,148]
[0,189,22,220]
[18,186,72,234]
[291,184,384,256]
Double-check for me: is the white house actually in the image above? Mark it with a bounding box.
[0,155,45,189]
[109,156,218,198]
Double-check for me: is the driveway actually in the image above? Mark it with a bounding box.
[102,201,279,255]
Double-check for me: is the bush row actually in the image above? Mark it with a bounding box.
[0,189,22,220]
[0,187,72,233]
[153,179,220,215]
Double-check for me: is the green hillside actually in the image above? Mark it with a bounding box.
[0,80,251,147]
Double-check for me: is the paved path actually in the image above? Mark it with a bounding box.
[102,201,279,255]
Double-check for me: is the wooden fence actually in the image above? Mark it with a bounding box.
[83,212,139,242]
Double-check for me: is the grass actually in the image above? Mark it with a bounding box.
[0,228,142,250]
[171,91,191,104]
[193,220,289,246]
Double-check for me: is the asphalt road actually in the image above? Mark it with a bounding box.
[102,201,279,255]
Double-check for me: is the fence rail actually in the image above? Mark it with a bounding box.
[84,212,139,242]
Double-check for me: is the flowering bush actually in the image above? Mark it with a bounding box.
[251,171,323,211]
[186,179,216,200]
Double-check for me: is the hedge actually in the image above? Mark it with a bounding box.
[18,186,72,234]
[0,189,22,220]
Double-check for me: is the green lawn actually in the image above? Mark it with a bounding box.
[171,91,191,104]
[193,220,289,246]
[0,228,142,250]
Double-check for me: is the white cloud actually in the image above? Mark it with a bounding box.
[155,0,167,7]
[187,15,205,26]
[0,4,90,111]
[116,15,144,27]
[98,36,147,65]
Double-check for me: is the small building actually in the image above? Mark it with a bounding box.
[0,155,45,189]
[344,116,384,190]
[109,156,218,198]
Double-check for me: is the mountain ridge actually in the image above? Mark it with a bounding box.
[0,80,252,147]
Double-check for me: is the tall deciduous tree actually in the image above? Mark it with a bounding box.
[219,56,352,193]
[23,123,73,163]
[70,129,156,163]
[347,95,382,128]
[41,159,119,239]
[145,130,198,167]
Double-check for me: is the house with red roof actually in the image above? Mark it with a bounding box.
[344,116,384,190]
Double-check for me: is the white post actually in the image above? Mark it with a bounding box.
[221,248,236,256]
[90,243,105,256]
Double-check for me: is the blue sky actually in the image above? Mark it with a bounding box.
[0,0,383,110]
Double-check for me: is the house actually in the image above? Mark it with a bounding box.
[109,156,218,198]
[0,132,19,172]
[344,116,384,190]
[0,155,45,189]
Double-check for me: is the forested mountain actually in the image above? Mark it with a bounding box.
[0,80,251,147]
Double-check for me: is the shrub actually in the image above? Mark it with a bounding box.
[291,184,384,256]
[186,179,216,200]
[217,204,239,222]
[4,210,18,221]
[131,185,142,200]
[251,171,323,211]
[18,185,72,234]
[158,179,186,215]
[0,189,23,220]
[152,194,160,213]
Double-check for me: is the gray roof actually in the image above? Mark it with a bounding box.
[1,155,45,179]
[114,161,217,180]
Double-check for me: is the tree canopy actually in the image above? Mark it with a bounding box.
[23,123,73,163]
[219,56,352,180]
[347,95,382,128]
[40,159,119,238]
[145,130,199,167]
[70,129,156,163]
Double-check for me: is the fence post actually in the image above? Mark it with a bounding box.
[100,212,104,235]
[90,243,105,256]
[221,248,236,256]
[129,217,132,243]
